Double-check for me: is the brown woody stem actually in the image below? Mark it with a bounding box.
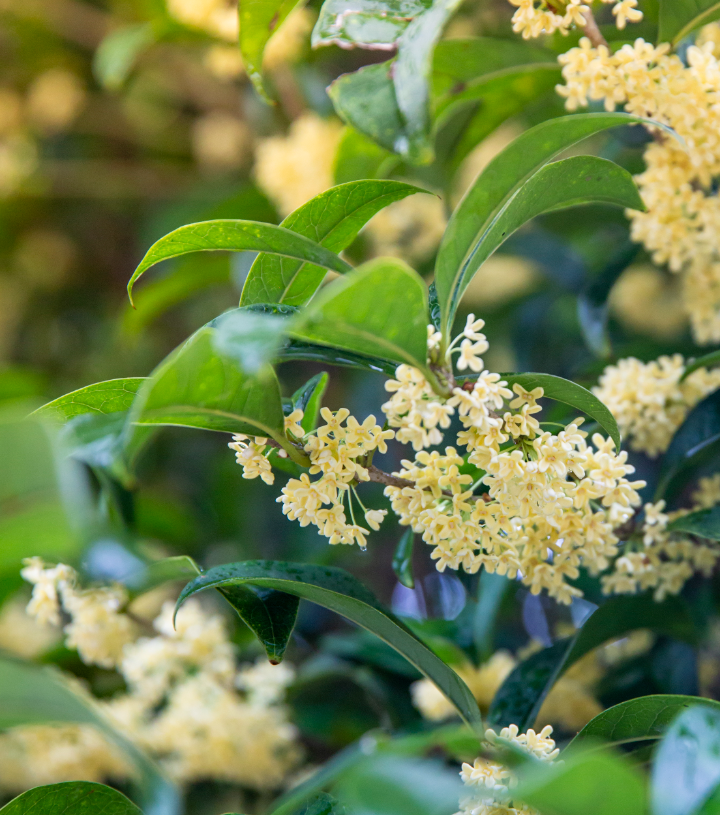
[582,7,608,48]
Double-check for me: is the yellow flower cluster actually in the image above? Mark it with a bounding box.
[277,408,393,548]
[557,37,720,343]
[229,409,305,485]
[602,491,720,600]
[508,0,641,40]
[456,724,558,815]
[593,355,720,457]
[19,562,302,790]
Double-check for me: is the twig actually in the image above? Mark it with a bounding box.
[581,7,609,48]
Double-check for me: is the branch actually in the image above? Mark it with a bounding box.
[581,7,608,48]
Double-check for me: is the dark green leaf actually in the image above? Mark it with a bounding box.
[572,695,720,748]
[216,584,299,664]
[0,782,142,815]
[127,220,352,307]
[312,0,431,48]
[293,792,344,815]
[176,561,484,731]
[93,23,156,90]
[292,373,329,432]
[658,0,720,43]
[515,750,647,815]
[392,529,415,589]
[0,656,178,815]
[129,326,288,447]
[434,112,657,338]
[240,0,303,100]
[682,350,720,381]
[291,258,429,369]
[656,390,720,499]
[668,505,720,539]
[278,339,399,375]
[489,594,696,731]
[34,379,145,421]
[240,180,426,307]
[473,570,508,662]
[652,706,720,815]
[427,282,441,332]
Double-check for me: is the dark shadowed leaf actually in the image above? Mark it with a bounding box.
[0,782,142,815]
[292,373,329,432]
[658,0,720,43]
[127,221,352,306]
[667,505,720,539]
[433,37,553,87]
[682,350,720,381]
[277,339,399,375]
[392,529,415,589]
[434,112,658,338]
[652,706,720,815]
[176,561,484,731]
[489,594,696,730]
[241,180,426,307]
[291,258,429,369]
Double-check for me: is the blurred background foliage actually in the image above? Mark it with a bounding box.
[2,0,719,811]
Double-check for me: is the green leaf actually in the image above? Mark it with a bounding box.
[682,350,720,381]
[515,750,647,815]
[93,23,156,90]
[432,37,554,87]
[128,220,352,307]
[0,656,178,815]
[504,372,621,450]
[291,258,429,369]
[652,705,720,815]
[393,0,464,164]
[312,0,431,48]
[278,338,399,376]
[129,326,287,445]
[656,390,720,499]
[123,555,202,597]
[0,782,142,815]
[667,506,720,539]
[333,128,396,185]
[473,570,509,663]
[658,0,720,43]
[176,560,484,731]
[437,153,644,338]
[572,695,720,749]
[489,594,696,731]
[213,309,289,375]
[34,379,146,421]
[293,792,344,815]
[434,112,657,338]
[292,373,329,432]
[329,62,406,156]
[392,529,415,589]
[240,180,427,308]
[216,583,300,664]
[240,0,304,100]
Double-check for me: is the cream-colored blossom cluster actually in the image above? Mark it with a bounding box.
[602,490,720,600]
[557,37,720,343]
[277,407,393,548]
[508,0,641,40]
[593,355,720,457]
[18,562,301,790]
[229,409,305,485]
[456,725,558,815]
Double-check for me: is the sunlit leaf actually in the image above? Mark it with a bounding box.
[177,560,484,731]
[34,379,145,421]
[0,782,142,815]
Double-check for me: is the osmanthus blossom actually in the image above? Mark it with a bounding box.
[508,0,641,40]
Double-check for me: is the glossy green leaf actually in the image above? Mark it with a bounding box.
[213,308,289,374]
[93,23,156,90]
[176,560,484,731]
[656,390,720,499]
[572,695,720,748]
[658,0,720,43]
[129,326,287,445]
[432,37,553,87]
[240,0,304,100]
[292,373,329,432]
[328,62,406,155]
[434,112,655,338]
[515,750,647,815]
[240,180,426,307]
[652,706,720,815]
[392,529,415,589]
[0,782,142,815]
[0,656,178,815]
[393,0,464,164]
[127,220,352,307]
[34,378,145,421]
[682,350,720,381]
[312,0,431,48]
[438,154,643,338]
[291,258,429,369]
[278,338,399,376]
[216,583,300,663]
[489,594,696,731]
[667,505,720,539]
